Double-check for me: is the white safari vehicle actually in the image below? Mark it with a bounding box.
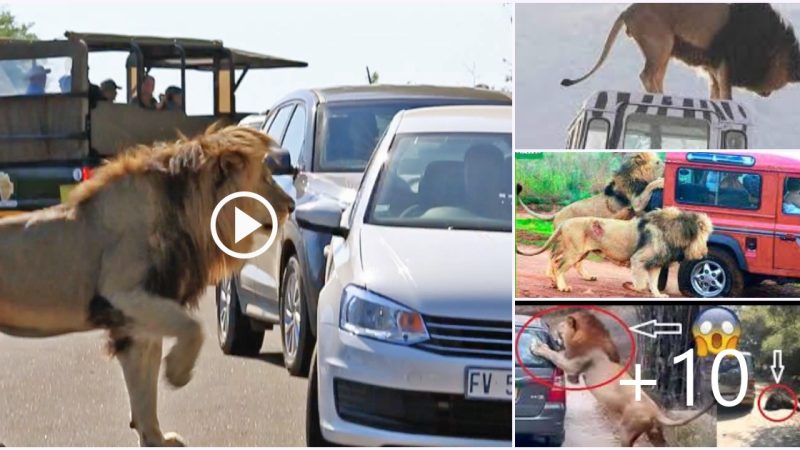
[566,91,752,150]
[296,105,512,446]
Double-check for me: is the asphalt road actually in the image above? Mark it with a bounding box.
[0,288,307,447]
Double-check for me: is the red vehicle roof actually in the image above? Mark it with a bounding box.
[666,152,800,173]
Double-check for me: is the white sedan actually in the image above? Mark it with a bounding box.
[296,105,512,446]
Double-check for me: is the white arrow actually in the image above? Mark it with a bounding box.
[771,350,785,384]
[628,319,682,339]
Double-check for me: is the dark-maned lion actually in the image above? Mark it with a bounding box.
[561,3,800,99]
[517,152,664,282]
[532,311,714,446]
[522,207,712,297]
[0,126,294,446]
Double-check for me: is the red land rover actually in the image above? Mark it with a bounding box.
[659,152,800,297]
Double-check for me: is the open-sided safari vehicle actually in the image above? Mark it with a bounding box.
[0,32,306,213]
[566,91,752,150]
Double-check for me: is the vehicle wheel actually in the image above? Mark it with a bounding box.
[280,256,314,376]
[216,277,264,356]
[678,248,744,298]
[306,345,335,447]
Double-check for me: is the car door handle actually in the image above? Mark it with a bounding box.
[780,234,797,241]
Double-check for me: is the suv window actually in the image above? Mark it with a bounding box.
[0,57,73,96]
[783,177,800,215]
[281,105,306,165]
[676,167,761,210]
[623,113,709,149]
[515,326,555,369]
[266,104,295,142]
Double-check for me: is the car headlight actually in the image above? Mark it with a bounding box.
[339,285,429,345]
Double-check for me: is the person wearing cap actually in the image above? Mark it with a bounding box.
[159,85,184,112]
[25,65,51,95]
[100,79,121,102]
[130,75,157,109]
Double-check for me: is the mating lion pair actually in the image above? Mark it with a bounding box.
[0,126,294,446]
[518,153,712,297]
[531,311,714,446]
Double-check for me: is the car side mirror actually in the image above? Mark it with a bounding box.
[295,198,349,238]
[265,148,296,176]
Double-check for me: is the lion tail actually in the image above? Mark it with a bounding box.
[517,192,557,221]
[656,401,715,427]
[516,225,563,256]
[561,10,627,87]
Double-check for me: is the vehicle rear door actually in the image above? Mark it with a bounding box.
[515,327,556,418]
[774,173,800,272]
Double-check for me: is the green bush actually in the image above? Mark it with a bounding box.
[516,153,624,206]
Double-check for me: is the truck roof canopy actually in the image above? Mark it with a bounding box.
[64,31,308,70]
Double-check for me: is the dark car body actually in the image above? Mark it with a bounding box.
[515,315,566,446]
[217,85,510,373]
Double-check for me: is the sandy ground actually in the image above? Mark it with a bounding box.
[718,383,800,447]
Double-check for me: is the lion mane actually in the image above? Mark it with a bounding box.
[636,207,714,270]
[603,152,663,210]
[69,125,277,307]
[563,311,621,363]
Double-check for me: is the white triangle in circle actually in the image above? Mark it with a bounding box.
[234,207,263,243]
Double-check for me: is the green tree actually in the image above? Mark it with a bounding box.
[0,9,36,40]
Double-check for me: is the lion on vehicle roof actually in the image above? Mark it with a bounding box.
[560,3,800,99]
[0,125,294,446]
[517,152,665,282]
[522,207,712,297]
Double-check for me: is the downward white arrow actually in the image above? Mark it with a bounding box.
[771,350,785,384]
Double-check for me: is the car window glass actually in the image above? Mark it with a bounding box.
[676,167,760,210]
[281,105,307,165]
[266,104,295,143]
[515,327,554,368]
[585,119,609,149]
[366,132,512,232]
[0,57,73,96]
[623,113,709,149]
[783,177,800,215]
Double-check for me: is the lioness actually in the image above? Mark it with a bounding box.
[523,207,712,297]
[532,311,714,446]
[518,152,665,282]
[0,126,294,446]
[561,4,800,99]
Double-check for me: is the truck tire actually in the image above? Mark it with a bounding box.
[678,248,744,298]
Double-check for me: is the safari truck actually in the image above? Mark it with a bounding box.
[0,32,306,213]
[565,91,752,150]
[652,152,800,297]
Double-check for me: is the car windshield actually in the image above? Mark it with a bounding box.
[366,132,512,232]
[515,326,555,368]
[0,57,73,97]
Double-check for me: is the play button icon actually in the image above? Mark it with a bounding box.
[234,207,263,244]
[210,191,279,259]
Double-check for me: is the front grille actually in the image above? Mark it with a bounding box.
[415,315,512,360]
[334,378,511,441]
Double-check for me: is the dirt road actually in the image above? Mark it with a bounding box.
[718,383,800,447]
[516,246,800,298]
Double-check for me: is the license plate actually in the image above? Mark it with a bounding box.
[465,368,512,400]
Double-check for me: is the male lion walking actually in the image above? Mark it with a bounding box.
[0,126,294,446]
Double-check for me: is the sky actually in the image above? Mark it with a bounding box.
[515,3,800,149]
[4,1,511,115]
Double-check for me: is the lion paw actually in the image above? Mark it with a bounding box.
[653,293,669,298]
[162,432,186,447]
[165,353,193,388]
[557,286,572,293]
[531,343,549,357]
